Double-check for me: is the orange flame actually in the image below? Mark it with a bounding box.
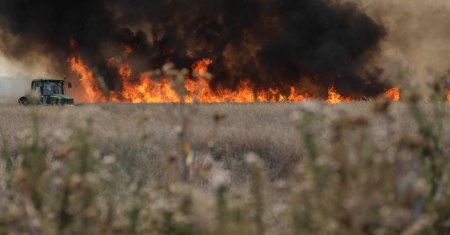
[71,46,420,104]
[193,58,212,74]
[121,75,180,103]
[69,56,105,102]
[327,87,351,104]
[67,55,354,104]
[384,87,400,101]
[111,57,312,103]
[384,87,450,102]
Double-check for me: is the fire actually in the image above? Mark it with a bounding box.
[69,56,105,102]
[67,54,356,104]
[70,54,314,103]
[120,73,311,103]
[327,87,351,104]
[184,78,310,103]
[118,47,181,103]
[69,44,425,104]
[184,59,311,103]
[193,58,212,75]
[384,87,450,102]
[384,87,400,101]
[121,75,181,103]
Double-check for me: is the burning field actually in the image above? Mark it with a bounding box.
[1,0,450,234]
[1,0,449,104]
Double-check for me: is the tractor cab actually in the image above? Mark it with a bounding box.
[19,79,74,105]
[33,80,64,95]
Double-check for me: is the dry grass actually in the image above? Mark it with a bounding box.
[0,103,305,180]
[0,98,449,234]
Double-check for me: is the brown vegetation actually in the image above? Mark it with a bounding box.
[0,96,449,234]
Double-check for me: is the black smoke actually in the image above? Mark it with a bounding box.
[0,0,386,97]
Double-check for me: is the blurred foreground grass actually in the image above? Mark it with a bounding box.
[0,98,449,234]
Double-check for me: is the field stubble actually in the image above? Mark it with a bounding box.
[0,100,449,234]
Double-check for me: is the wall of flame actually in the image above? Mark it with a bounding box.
[69,48,448,104]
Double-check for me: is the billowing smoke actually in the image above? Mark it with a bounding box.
[348,0,450,88]
[0,0,386,98]
[0,39,59,101]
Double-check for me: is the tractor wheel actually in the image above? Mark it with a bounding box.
[18,97,29,106]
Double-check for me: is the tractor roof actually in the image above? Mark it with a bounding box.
[32,78,65,82]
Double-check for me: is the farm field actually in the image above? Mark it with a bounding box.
[2,0,450,234]
[0,101,449,234]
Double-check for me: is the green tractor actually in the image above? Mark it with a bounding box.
[18,79,74,105]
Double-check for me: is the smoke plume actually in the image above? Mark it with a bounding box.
[0,0,387,98]
[350,0,450,87]
[0,35,60,101]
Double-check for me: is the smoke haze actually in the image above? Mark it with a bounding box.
[0,75,28,103]
[348,0,450,86]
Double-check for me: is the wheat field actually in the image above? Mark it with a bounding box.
[0,99,449,234]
